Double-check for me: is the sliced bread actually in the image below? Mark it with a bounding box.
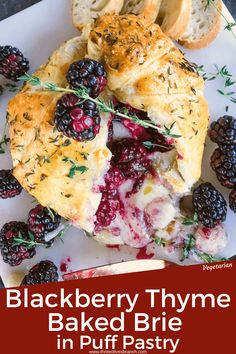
[179,0,222,49]
[120,0,162,24]
[72,0,124,30]
[157,0,192,40]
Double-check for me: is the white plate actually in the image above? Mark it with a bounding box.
[0,0,235,287]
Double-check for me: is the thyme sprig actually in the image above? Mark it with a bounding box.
[154,233,227,264]
[62,157,88,178]
[197,251,227,263]
[12,223,71,248]
[182,213,199,226]
[181,234,196,261]
[12,231,48,249]
[154,237,169,247]
[142,141,171,150]
[181,234,227,263]
[18,74,181,139]
[207,0,236,39]
[195,64,236,104]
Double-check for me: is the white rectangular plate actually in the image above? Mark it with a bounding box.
[0,0,235,287]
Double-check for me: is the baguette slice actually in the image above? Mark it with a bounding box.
[72,0,124,30]
[157,0,192,40]
[120,0,162,23]
[179,0,222,49]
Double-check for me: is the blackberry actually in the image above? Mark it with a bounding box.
[210,145,236,188]
[0,169,23,199]
[113,139,152,180]
[66,58,107,98]
[0,45,29,81]
[54,94,101,142]
[193,183,227,229]
[0,222,36,266]
[208,115,236,145]
[21,260,58,286]
[95,190,120,230]
[28,204,61,243]
[229,190,236,213]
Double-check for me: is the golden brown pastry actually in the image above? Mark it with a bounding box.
[8,35,111,233]
[8,14,210,250]
[89,14,209,193]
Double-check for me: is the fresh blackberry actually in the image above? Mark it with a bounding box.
[0,45,29,81]
[193,183,227,228]
[28,204,61,243]
[113,139,152,180]
[95,190,120,230]
[210,146,236,188]
[0,169,23,199]
[21,260,58,286]
[229,190,236,213]
[54,94,101,142]
[66,58,107,98]
[0,222,36,266]
[208,115,236,145]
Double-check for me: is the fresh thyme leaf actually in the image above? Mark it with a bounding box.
[142,141,171,150]
[182,213,199,226]
[18,74,41,86]
[196,64,236,103]
[181,234,195,261]
[164,122,182,138]
[12,237,43,249]
[207,0,236,39]
[28,231,35,241]
[154,237,167,247]
[196,252,227,263]
[62,157,88,178]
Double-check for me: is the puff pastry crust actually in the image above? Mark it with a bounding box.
[8,35,111,233]
[89,14,209,193]
[7,14,209,240]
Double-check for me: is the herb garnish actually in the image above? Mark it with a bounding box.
[181,234,196,261]
[18,74,182,139]
[182,213,199,226]
[154,237,168,247]
[195,64,236,104]
[12,231,48,249]
[181,234,227,263]
[196,252,226,263]
[12,223,71,248]
[62,157,88,178]
[207,0,236,39]
[142,141,171,150]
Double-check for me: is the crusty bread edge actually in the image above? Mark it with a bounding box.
[179,1,222,49]
[72,0,124,31]
[162,0,192,40]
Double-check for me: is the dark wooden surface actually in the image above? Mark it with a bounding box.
[0,0,235,21]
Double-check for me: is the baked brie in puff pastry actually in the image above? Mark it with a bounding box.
[8,14,214,250]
